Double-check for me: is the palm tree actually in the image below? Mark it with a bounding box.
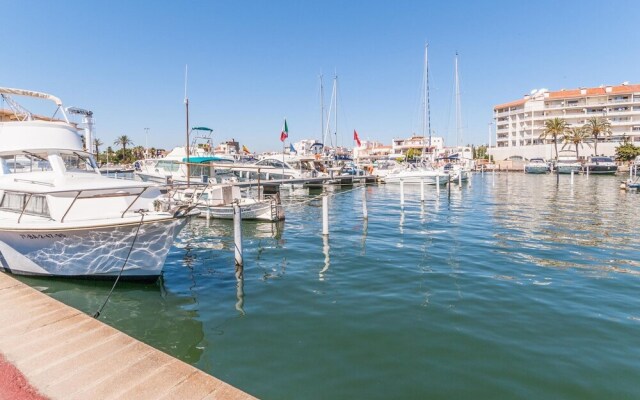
[113,135,133,155]
[93,138,103,155]
[562,127,591,160]
[583,116,611,156]
[540,118,568,163]
[114,135,133,160]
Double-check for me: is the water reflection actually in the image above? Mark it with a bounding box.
[490,174,640,275]
[235,265,245,315]
[361,219,368,254]
[319,235,330,281]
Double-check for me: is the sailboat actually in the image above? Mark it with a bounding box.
[384,44,448,185]
[439,52,471,182]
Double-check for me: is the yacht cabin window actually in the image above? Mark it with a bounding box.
[1,153,52,174]
[62,152,97,172]
[0,192,50,217]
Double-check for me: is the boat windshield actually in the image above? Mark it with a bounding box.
[1,151,98,174]
[590,157,613,163]
[1,152,52,174]
[63,152,98,172]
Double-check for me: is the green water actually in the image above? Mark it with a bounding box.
[17,173,640,399]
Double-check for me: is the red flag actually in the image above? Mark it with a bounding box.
[353,129,361,147]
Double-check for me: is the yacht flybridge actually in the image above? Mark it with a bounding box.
[0,87,195,280]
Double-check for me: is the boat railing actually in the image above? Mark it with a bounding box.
[2,185,151,223]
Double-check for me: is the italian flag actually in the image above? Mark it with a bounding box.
[280,119,288,142]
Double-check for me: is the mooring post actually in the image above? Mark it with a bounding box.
[362,189,368,220]
[586,165,589,178]
[322,193,329,235]
[233,201,243,266]
[436,175,440,193]
[420,178,425,202]
[400,179,405,209]
[458,171,462,186]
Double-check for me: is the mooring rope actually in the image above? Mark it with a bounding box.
[93,210,146,319]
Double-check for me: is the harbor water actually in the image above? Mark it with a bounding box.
[16,172,640,399]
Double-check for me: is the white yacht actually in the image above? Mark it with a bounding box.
[135,146,236,185]
[0,87,195,281]
[524,158,550,174]
[382,163,449,185]
[555,152,582,174]
[168,184,284,222]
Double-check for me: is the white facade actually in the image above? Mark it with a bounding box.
[490,83,640,160]
[389,135,444,159]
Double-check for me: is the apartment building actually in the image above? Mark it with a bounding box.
[491,83,640,160]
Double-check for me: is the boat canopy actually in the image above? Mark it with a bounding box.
[182,156,233,163]
[0,87,63,107]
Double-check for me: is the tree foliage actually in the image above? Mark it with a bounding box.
[583,117,611,156]
[540,118,568,161]
[615,142,640,162]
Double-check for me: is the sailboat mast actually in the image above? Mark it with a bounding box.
[334,73,338,153]
[455,52,462,149]
[320,73,324,144]
[426,44,432,151]
[185,64,190,187]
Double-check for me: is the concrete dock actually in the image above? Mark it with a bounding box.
[0,272,256,400]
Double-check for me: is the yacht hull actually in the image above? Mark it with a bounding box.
[195,199,284,221]
[584,165,618,175]
[524,166,549,174]
[556,165,581,174]
[0,217,187,280]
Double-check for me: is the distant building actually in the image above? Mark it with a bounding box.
[353,140,390,160]
[292,139,323,156]
[389,135,444,159]
[215,139,239,155]
[491,82,640,160]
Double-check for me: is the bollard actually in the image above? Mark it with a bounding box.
[436,175,440,193]
[400,179,405,209]
[362,189,368,220]
[114,172,118,179]
[570,169,574,185]
[420,178,425,202]
[322,193,329,235]
[233,202,243,266]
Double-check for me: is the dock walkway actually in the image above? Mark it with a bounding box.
[0,272,256,400]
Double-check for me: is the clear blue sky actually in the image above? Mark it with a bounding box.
[3,0,638,152]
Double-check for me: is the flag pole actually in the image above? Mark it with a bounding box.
[282,118,286,179]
